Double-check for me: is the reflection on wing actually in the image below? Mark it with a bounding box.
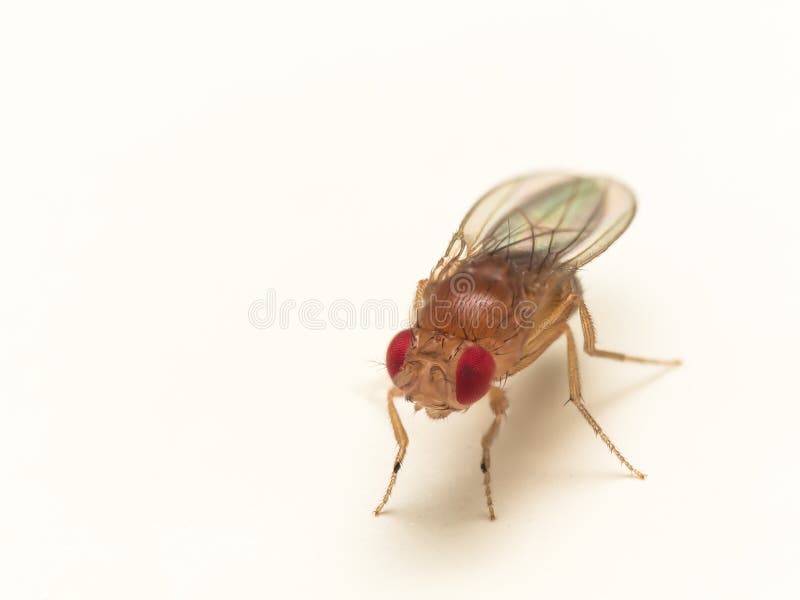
[430,173,636,281]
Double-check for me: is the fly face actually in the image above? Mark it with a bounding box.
[386,328,496,418]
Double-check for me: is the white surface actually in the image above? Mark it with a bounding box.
[2,2,799,598]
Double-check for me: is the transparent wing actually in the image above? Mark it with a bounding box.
[430,172,636,281]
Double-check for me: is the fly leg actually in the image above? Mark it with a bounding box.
[579,300,681,366]
[480,386,509,521]
[374,387,409,516]
[564,326,647,479]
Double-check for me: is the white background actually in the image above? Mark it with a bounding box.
[2,1,799,599]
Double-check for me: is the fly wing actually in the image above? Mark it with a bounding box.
[430,172,636,281]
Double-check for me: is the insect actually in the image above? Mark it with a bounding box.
[373,172,680,520]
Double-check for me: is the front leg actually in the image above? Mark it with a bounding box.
[481,386,509,520]
[374,387,409,516]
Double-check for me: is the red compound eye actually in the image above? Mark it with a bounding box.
[386,329,413,378]
[455,345,496,405]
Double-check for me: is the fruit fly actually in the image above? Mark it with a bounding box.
[374,172,680,520]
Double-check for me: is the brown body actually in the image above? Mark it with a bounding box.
[399,254,578,419]
[373,173,681,520]
[419,255,578,377]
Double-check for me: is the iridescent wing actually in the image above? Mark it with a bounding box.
[430,172,636,281]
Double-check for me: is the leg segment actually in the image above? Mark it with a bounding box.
[579,300,681,366]
[564,326,647,479]
[374,387,409,516]
[480,387,509,520]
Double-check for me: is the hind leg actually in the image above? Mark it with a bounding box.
[578,300,681,366]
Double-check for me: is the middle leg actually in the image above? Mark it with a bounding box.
[563,325,647,479]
